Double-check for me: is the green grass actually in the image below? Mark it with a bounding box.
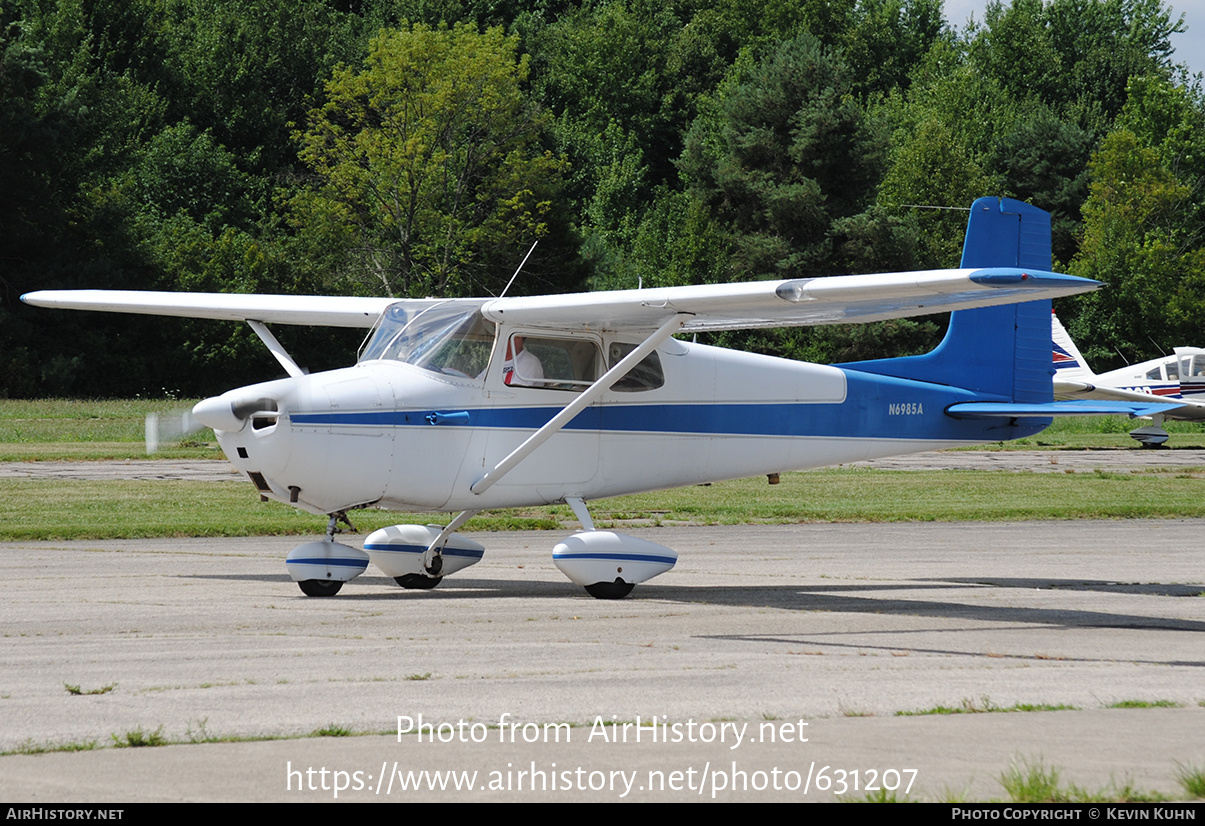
[979,416,1205,449]
[1174,761,1205,799]
[999,756,1170,803]
[64,682,117,696]
[311,724,356,737]
[895,697,1078,716]
[2,401,1205,540]
[2,463,1204,540]
[999,757,1065,802]
[8,737,101,755]
[2,721,372,755]
[111,726,167,748]
[1107,699,1183,709]
[0,398,216,460]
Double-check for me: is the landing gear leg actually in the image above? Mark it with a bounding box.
[327,511,356,538]
[1130,414,1169,448]
[421,509,477,577]
[288,511,367,597]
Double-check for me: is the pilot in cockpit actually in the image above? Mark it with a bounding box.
[503,335,545,387]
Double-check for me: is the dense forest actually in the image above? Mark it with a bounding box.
[2,0,1202,397]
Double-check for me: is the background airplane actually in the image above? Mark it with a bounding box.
[1052,311,1205,446]
[22,197,1177,599]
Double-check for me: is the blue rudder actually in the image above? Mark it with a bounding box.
[839,196,1053,404]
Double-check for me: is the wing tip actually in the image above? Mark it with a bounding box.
[968,268,1101,291]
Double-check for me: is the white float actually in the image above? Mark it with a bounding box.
[284,539,371,596]
[553,531,677,599]
[364,524,485,584]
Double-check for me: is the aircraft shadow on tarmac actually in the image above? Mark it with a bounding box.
[185,572,1205,640]
[925,577,1205,597]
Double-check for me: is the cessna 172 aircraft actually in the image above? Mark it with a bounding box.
[23,197,1176,599]
[1052,312,1205,446]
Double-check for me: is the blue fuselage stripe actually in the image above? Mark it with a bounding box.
[290,372,1046,441]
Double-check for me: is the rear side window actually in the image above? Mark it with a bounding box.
[607,342,664,392]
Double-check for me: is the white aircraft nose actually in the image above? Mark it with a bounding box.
[193,392,283,433]
[193,395,245,433]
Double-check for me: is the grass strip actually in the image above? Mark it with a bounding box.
[2,466,1204,541]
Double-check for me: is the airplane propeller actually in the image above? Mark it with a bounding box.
[145,408,207,454]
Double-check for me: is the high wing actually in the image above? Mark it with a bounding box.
[483,267,1096,333]
[23,266,1097,334]
[20,290,404,328]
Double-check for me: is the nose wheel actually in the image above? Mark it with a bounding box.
[287,514,368,597]
[584,580,635,600]
[298,579,344,597]
[395,574,443,590]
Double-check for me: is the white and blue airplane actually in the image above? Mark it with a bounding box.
[22,197,1176,599]
[1052,311,1205,446]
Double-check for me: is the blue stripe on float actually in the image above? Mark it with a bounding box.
[286,558,368,569]
[553,552,678,565]
[364,544,485,559]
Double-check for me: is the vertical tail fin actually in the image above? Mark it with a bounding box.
[1051,311,1095,379]
[842,197,1054,403]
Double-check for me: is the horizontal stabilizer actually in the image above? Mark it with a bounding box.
[946,401,1184,420]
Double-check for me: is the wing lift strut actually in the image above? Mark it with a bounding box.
[247,319,305,379]
[378,312,692,593]
[435,313,692,597]
[470,312,691,497]
[418,313,690,578]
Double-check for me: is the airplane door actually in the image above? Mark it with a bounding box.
[468,333,602,502]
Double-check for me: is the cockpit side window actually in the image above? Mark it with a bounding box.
[607,342,664,392]
[504,335,601,390]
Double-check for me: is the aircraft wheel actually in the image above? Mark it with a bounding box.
[395,574,443,590]
[584,580,635,600]
[298,579,343,597]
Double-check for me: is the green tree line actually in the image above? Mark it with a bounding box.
[1,0,1200,396]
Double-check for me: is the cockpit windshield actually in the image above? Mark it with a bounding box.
[359,302,496,379]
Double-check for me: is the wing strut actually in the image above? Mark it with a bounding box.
[470,313,691,495]
[247,320,305,378]
[423,508,480,575]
